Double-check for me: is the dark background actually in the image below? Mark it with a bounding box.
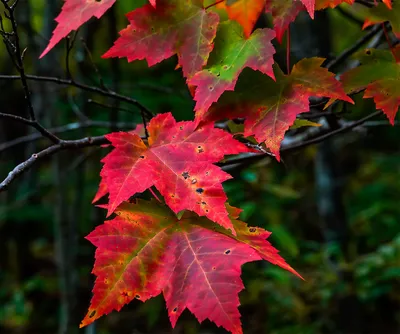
[0,1,399,333]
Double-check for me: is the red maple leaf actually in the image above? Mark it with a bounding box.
[216,0,267,38]
[80,200,301,333]
[265,0,305,43]
[196,58,353,160]
[315,0,355,10]
[100,112,253,233]
[102,0,219,78]
[40,0,116,58]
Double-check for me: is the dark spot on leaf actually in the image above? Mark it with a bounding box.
[182,171,190,179]
[197,146,204,153]
[89,310,96,318]
[140,155,145,159]
[179,126,183,130]
[135,295,140,299]
[208,86,213,91]
[201,201,206,205]
[224,249,231,255]
[212,266,216,270]
[206,209,209,212]
[191,179,197,184]
[249,227,257,233]
[121,291,129,297]
[173,307,178,312]
[196,188,204,193]
[223,65,228,70]
[205,171,209,176]
[365,49,371,55]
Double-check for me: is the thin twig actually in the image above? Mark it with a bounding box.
[0,136,108,192]
[0,73,154,119]
[325,24,382,70]
[0,120,137,152]
[0,112,61,142]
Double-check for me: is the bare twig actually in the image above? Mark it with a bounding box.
[0,73,154,119]
[0,120,137,152]
[0,136,108,192]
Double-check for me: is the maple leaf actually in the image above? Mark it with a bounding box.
[315,0,354,10]
[188,21,276,115]
[102,0,219,78]
[363,2,399,37]
[196,58,353,160]
[216,0,266,38]
[335,47,400,125]
[265,0,305,43]
[100,112,253,233]
[80,200,301,333]
[40,0,116,58]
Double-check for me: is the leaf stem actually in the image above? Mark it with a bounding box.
[149,187,162,203]
[286,26,291,74]
[204,0,224,10]
[381,23,399,63]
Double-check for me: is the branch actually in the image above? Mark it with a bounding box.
[0,112,61,143]
[220,111,383,171]
[325,24,382,70]
[0,136,108,192]
[0,0,36,121]
[0,120,137,152]
[0,73,154,119]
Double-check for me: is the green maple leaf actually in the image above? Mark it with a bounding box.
[189,21,276,115]
[335,46,400,124]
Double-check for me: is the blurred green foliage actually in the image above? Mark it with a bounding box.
[0,1,399,334]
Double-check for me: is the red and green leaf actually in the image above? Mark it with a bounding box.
[336,47,400,124]
[102,0,219,78]
[265,0,304,42]
[189,21,276,115]
[80,200,300,333]
[363,1,399,37]
[197,58,353,160]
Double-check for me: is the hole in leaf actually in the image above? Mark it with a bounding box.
[249,227,257,233]
[140,155,145,159]
[173,307,178,312]
[197,146,204,153]
[182,171,190,179]
[206,209,209,212]
[89,310,96,318]
[196,188,204,193]
[224,249,231,255]
[201,201,206,205]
